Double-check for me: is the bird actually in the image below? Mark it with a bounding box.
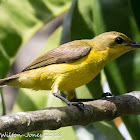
[0,31,140,109]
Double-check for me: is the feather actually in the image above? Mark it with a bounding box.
[22,41,91,71]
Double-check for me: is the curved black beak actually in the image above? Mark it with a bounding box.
[131,42,140,48]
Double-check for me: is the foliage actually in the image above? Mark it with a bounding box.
[0,0,140,139]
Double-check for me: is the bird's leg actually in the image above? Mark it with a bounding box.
[52,84,84,111]
[53,92,84,110]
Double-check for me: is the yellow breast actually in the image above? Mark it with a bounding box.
[56,49,108,91]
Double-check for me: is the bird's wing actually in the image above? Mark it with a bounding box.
[22,42,91,72]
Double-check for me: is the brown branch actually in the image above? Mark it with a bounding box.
[0,91,140,134]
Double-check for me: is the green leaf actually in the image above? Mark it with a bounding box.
[93,0,140,139]
[3,0,140,139]
[0,0,71,78]
[70,0,94,40]
[130,0,140,32]
[94,121,124,140]
[74,124,109,140]
[60,0,77,44]
[12,89,48,112]
[0,0,71,127]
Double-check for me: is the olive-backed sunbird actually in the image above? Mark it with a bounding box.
[0,31,140,108]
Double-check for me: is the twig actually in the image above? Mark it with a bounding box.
[0,91,140,134]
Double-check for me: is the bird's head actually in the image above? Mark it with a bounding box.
[92,31,140,60]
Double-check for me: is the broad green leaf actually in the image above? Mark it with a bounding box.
[0,0,71,78]
[12,89,48,112]
[40,26,63,54]
[0,0,71,118]
[130,0,140,32]
[74,124,109,140]
[3,0,140,139]
[93,0,140,139]
[60,0,77,44]
[70,0,94,40]
[94,121,124,140]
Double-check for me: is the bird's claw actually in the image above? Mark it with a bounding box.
[68,102,85,111]
[100,92,115,99]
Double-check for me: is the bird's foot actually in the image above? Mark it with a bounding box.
[53,92,85,111]
[100,92,115,99]
[68,101,85,111]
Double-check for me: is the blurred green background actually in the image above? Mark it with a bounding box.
[0,0,140,139]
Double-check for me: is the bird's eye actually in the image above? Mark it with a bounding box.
[115,37,124,44]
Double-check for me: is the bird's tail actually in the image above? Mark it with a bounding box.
[0,75,19,87]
